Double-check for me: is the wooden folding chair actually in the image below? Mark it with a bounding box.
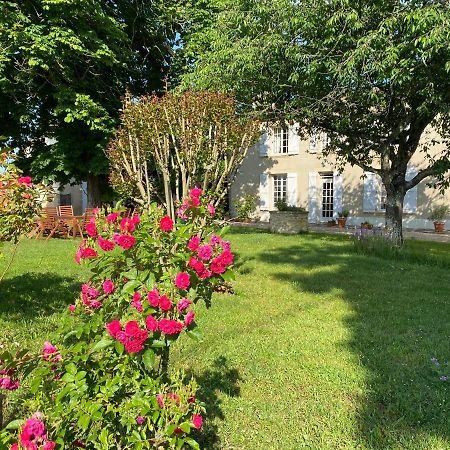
[58,205,74,218]
[35,207,64,240]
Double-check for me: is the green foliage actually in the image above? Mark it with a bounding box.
[180,0,450,238]
[428,205,449,222]
[338,209,350,218]
[0,0,180,186]
[274,199,307,213]
[107,91,260,216]
[233,194,257,220]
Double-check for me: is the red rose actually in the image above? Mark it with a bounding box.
[98,236,115,251]
[175,272,190,290]
[158,319,184,335]
[114,234,136,250]
[146,315,159,332]
[159,295,172,311]
[106,320,122,337]
[159,216,174,232]
[147,289,159,307]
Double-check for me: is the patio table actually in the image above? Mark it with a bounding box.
[59,215,85,238]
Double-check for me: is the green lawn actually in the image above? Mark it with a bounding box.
[1,232,450,449]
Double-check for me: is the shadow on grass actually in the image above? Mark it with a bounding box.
[257,233,450,448]
[0,272,80,320]
[188,356,242,449]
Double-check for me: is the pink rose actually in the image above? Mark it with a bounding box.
[175,272,190,290]
[220,250,234,265]
[114,234,136,250]
[187,235,201,252]
[145,315,159,332]
[159,295,172,311]
[192,414,203,429]
[106,212,120,223]
[207,203,216,215]
[147,289,159,307]
[158,319,184,335]
[120,217,136,233]
[68,304,76,313]
[10,443,18,450]
[197,244,213,260]
[189,187,202,198]
[168,393,180,404]
[20,418,47,448]
[98,235,115,251]
[177,298,192,312]
[189,196,200,207]
[125,340,145,353]
[124,320,141,337]
[210,257,226,274]
[43,442,56,450]
[159,216,174,232]
[85,221,98,237]
[136,416,145,425]
[102,279,115,294]
[0,377,20,390]
[185,311,195,326]
[131,214,141,225]
[156,393,165,408]
[42,342,58,361]
[18,176,32,186]
[106,320,122,338]
[132,292,143,312]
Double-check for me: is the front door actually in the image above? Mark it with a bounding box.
[321,174,334,221]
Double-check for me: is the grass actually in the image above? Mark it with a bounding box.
[1,232,450,449]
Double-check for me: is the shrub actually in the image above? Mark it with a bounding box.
[274,199,307,213]
[428,205,449,222]
[233,194,257,220]
[0,188,235,449]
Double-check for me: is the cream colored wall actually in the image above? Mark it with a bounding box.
[44,182,85,215]
[230,127,450,228]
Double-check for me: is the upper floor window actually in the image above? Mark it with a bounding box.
[273,128,289,154]
[380,185,387,211]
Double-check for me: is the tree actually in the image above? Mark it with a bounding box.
[0,0,179,204]
[180,0,450,242]
[107,91,260,218]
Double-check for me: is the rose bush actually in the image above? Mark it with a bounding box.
[0,188,234,449]
[0,151,50,281]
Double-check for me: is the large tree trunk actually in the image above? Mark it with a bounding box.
[87,173,102,207]
[384,186,405,244]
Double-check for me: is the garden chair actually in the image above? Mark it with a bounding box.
[35,207,67,240]
[58,205,84,238]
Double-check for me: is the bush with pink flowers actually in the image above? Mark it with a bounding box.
[0,188,234,449]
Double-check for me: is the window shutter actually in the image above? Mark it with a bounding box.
[404,165,418,213]
[363,172,379,212]
[308,172,318,222]
[333,171,343,217]
[259,173,269,210]
[287,173,298,206]
[309,133,318,153]
[288,124,299,155]
[259,130,269,157]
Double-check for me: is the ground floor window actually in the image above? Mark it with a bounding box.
[273,174,287,205]
[321,173,334,218]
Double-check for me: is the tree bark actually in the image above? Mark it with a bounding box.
[384,186,405,244]
[87,173,102,207]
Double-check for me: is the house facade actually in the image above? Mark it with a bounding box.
[230,125,450,229]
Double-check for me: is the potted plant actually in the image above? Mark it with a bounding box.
[270,199,308,234]
[428,205,449,233]
[337,209,350,228]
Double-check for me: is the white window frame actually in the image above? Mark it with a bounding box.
[272,127,289,154]
[380,184,387,211]
[273,174,287,206]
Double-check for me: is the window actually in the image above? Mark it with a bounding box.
[59,193,72,206]
[380,184,386,211]
[273,174,287,205]
[321,173,334,218]
[273,127,289,154]
[309,132,328,153]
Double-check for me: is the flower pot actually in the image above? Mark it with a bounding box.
[337,217,347,229]
[433,221,445,233]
